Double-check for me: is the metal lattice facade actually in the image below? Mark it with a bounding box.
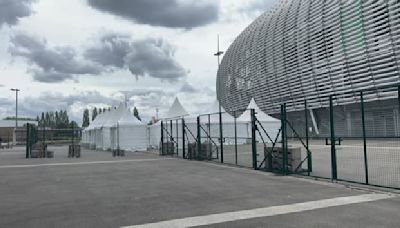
[217,0,400,116]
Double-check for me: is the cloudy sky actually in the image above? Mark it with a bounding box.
[0,0,276,124]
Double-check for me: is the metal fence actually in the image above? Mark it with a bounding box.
[160,84,400,190]
[24,124,82,158]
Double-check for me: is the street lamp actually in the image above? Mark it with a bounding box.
[213,35,224,112]
[214,35,224,163]
[10,88,20,129]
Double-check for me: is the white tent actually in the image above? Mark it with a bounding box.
[86,112,106,149]
[101,104,125,150]
[85,104,151,152]
[179,115,198,146]
[97,110,116,150]
[237,98,280,143]
[237,98,279,123]
[148,120,161,149]
[82,129,88,145]
[117,109,148,152]
[201,101,249,144]
[164,97,188,119]
[148,97,189,149]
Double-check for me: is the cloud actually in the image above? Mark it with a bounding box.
[16,91,119,121]
[85,33,187,81]
[9,32,187,83]
[0,98,12,106]
[180,81,198,93]
[126,38,186,81]
[84,33,130,68]
[9,33,101,83]
[110,89,176,120]
[0,0,36,27]
[238,0,276,17]
[87,0,219,28]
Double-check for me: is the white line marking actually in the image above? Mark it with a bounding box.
[0,158,171,169]
[121,193,393,228]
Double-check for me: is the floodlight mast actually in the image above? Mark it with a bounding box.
[10,88,20,129]
[214,35,224,163]
[214,35,224,112]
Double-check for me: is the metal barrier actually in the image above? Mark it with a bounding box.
[25,124,82,159]
[158,84,400,190]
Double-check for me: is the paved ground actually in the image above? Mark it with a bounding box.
[190,139,400,189]
[0,146,399,228]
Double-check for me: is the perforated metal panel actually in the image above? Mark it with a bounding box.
[217,0,400,115]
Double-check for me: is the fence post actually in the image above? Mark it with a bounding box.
[219,109,224,164]
[305,100,312,175]
[176,119,179,156]
[42,125,45,156]
[117,122,120,155]
[160,121,164,156]
[170,120,173,142]
[329,95,338,181]
[281,104,288,175]
[182,118,186,159]
[26,123,30,159]
[360,91,369,185]
[197,116,201,160]
[208,114,211,141]
[234,111,238,166]
[72,125,75,149]
[251,109,258,170]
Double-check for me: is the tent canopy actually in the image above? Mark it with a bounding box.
[87,112,106,130]
[118,109,144,126]
[164,97,188,119]
[206,100,234,123]
[103,103,125,128]
[96,109,115,129]
[237,98,279,122]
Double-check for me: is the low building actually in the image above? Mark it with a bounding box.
[0,120,38,145]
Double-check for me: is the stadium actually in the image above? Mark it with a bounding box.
[217,0,400,137]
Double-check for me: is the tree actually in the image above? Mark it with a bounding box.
[55,111,60,128]
[36,110,75,129]
[133,107,141,121]
[92,107,98,121]
[45,112,50,127]
[70,121,79,129]
[40,112,45,127]
[103,108,106,113]
[82,109,90,127]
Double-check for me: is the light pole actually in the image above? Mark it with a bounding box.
[10,88,20,129]
[214,35,224,112]
[214,35,224,163]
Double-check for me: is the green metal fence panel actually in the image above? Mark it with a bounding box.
[156,83,400,190]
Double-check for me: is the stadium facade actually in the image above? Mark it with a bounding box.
[217,0,400,137]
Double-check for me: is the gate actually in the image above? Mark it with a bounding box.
[160,117,218,160]
[25,124,81,159]
[160,119,179,156]
[252,104,312,175]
